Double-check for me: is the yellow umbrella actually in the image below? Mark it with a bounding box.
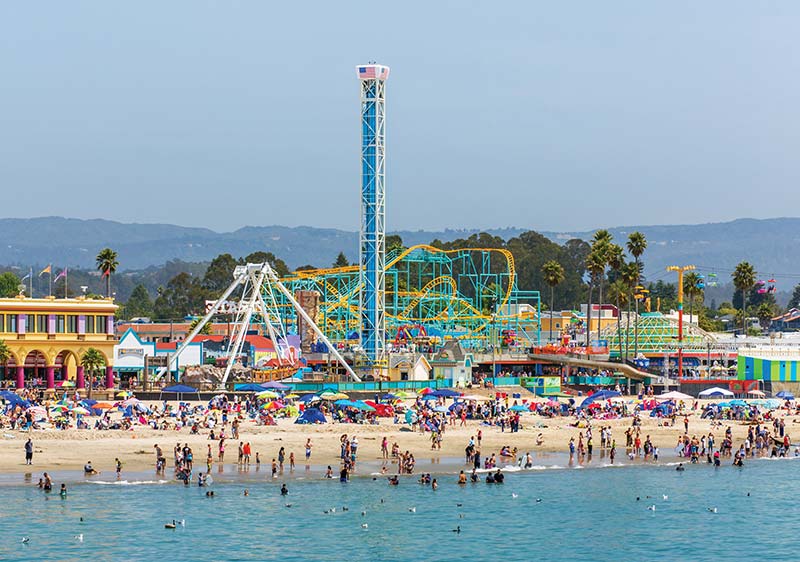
[256,390,279,399]
[116,391,131,398]
[285,394,299,399]
[331,393,349,400]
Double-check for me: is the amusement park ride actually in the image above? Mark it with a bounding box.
[156,63,541,383]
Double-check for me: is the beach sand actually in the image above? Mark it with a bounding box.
[2,398,794,476]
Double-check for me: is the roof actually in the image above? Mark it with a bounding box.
[195,334,276,351]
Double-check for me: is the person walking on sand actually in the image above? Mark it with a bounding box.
[278,447,285,471]
[289,451,295,471]
[381,436,389,459]
[218,436,226,464]
[24,438,33,465]
[305,438,312,462]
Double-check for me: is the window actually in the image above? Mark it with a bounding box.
[86,315,95,334]
[67,315,78,333]
[26,315,34,333]
[0,314,4,332]
[6,315,17,333]
[37,315,47,333]
[56,315,65,334]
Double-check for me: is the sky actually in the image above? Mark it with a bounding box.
[1,2,799,233]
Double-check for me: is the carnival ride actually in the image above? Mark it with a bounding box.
[276,244,541,355]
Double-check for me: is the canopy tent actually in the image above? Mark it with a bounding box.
[579,390,621,408]
[431,389,462,398]
[699,387,734,398]
[260,381,291,391]
[659,391,693,401]
[295,407,326,424]
[159,385,201,401]
[746,389,766,397]
[234,383,266,392]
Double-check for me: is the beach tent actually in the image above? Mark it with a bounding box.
[160,385,201,401]
[0,391,29,409]
[261,381,291,391]
[659,391,693,401]
[234,383,265,392]
[699,387,734,398]
[295,407,326,424]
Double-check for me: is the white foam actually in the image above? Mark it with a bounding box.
[89,480,169,486]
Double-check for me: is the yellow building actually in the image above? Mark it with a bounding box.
[0,296,117,390]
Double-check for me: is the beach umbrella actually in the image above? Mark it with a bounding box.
[256,390,279,399]
[659,391,693,401]
[381,393,398,400]
[729,399,748,407]
[330,393,349,400]
[91,402,115,410]
[334,399,354,406]
[319,390,338,399]
[116,391,132,398]
[394,391,411,399]
[234,383,265,392]
[434,405,449,413]
[260,381,290,391]
[747,389,766,397]
[352,401,375,412]
[26,406,47,418]
[285,394,300,399]
[50,404,68,411]
[297,394,320,403]
[776,391,795,400]
[421,394,439,401]
[122,397,141,407]
[60,380,76,388]
[417,387,434,395]
[509,404,530,412]
[72,406,90,415]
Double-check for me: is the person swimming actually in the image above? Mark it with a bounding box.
[280,484,288,495]
[676,463,685,471]
[458,470,467,485]
[59,483,67,498]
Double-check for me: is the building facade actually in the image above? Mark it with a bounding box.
[0,296,117,390]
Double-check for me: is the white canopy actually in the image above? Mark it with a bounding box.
[699,387,734,398]
[659,391,693,401]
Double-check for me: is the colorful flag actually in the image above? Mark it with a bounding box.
[39,264,51,276]
[102,269,110,278]
[54,268,67,282]
[21,270,31,281]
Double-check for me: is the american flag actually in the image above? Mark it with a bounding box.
[357,65,389,80]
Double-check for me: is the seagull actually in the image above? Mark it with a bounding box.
[342,506,349,512]
[178,519,185,527]
[511,493,518,499]
[662,495,669,501]
[408,507,416,513]
[21,537,30,544]
[75,534,83,542]
[708,507,718,513]
[361,523,368,529]
[330,507,336,513]
[380,498,385,503]
[456,503,463,507]
[647,505,656,511]
[536,498,543,503]
[285,504,293,508]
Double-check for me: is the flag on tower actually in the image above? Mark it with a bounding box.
[54,268,67,282]
[39,264,51,276]
[102,269,110,278]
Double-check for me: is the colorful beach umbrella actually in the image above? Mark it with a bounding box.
[256,390,279,399]
[72,406,90,415]
[91,402,115,409]
[116,391,132,398]
[60,381,76,388]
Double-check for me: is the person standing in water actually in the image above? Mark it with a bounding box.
[24,438,33,465]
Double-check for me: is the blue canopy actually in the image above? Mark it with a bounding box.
[579,390,621,408]
[234,383,266,392]
[297,393,320,403]
[261,381,290,391]
[295,407,327,424]
[0,391,29,408]
[334,399,354,406]
[162,385,198,393]
[776,391,795,400]
[432,389,462,398]
[421,394,440,401]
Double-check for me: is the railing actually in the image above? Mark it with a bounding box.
[289,379,453,393]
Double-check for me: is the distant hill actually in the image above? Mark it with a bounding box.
[0,217,798,291]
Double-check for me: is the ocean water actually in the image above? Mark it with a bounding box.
[0,457,798,561]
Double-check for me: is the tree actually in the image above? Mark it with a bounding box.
[588,235,611,342]
[683,272,703,325]
[0,272,21,297]
[202,253,239,295]
[732,261,756,335]
[122,284,154,320]
[584,249,606,345]
[153,273,205,319]
[0,339,10,382]
[81,347,106,398]
[96,248,119,298]
[242,252,289,277]
[757,302,775,333]
[626,232,647,355]
[188,317,212,336]
[295,264,317,271]
[541,260,565,342]
[607,279,629,359]
[333,252,350,268]
[790,283,800,310]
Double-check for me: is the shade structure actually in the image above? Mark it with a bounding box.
[659,391,693,401]
[297,394,320,403]
[260,381,290,391]
[431,389,462,398]
[0,391,29,408]
[160,384,200,401]
[776,390,795,400]
[234,383,266,392]
[699,387,734,398]
[509,404,530,412]
[579,390,621,408]
[256,390,279,400]
[746,390,766,397]
[295,407,326,424]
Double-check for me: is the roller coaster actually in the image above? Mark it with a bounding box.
[274,244,541,350]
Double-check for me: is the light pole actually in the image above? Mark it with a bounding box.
[666,265,695,382]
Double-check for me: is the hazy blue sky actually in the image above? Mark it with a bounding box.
[1,2,798,233]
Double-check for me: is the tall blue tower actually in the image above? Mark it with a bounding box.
[356,63,389,363]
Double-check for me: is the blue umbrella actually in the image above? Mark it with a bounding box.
[235,383,266,392]
[297,394,320,403]
[431,389,462,398]
[381,393,398,400]
[261,381,290,391]
[334,399,354,407]
[433,405,449,413]
[421,394,439,401]
[776,391,795,400]
[509,404,529,412]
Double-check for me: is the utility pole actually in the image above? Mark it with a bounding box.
[666,265,695,384]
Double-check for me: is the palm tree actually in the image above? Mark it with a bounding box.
[541,260,565,343]
[585,249,606,346]
[188,317,212,336]
[96,248,119,298]
[683,272,703,326]
[732,261,756,336]
[757,302,774,333]
[620,261,640,363]
[626,232,647,357]
[81,347,106,399]
[0,339,10,384]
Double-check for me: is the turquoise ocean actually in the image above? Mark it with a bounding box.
[0,456,797,561]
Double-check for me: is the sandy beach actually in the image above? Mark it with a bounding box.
[2,398,794,476]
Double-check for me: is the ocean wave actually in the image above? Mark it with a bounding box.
[88,480,169,486]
